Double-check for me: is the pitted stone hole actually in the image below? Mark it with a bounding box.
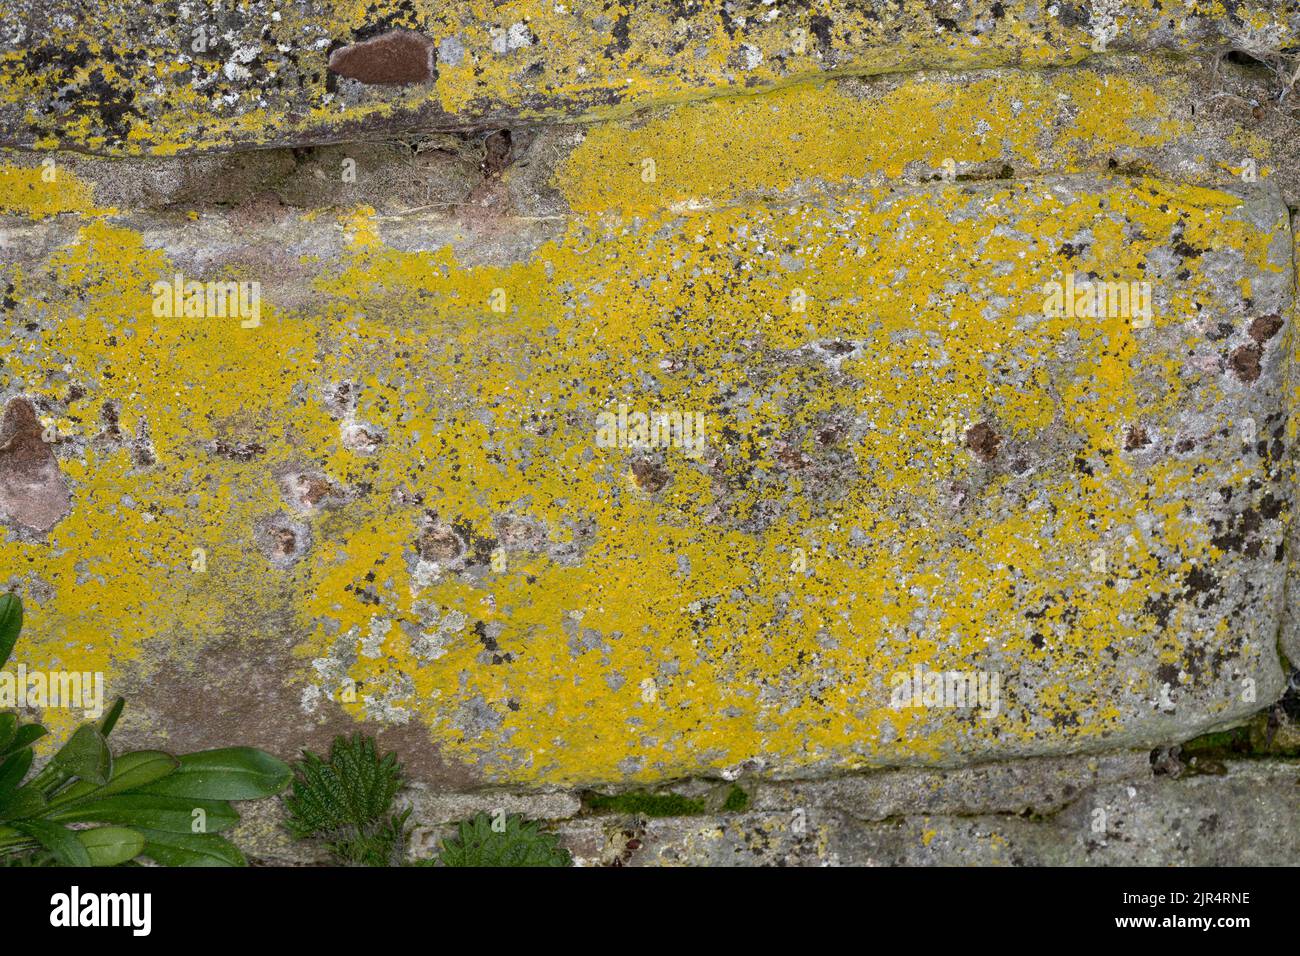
[481,129,513,178]
[254,512,311,568]
[1223,50,1272,71]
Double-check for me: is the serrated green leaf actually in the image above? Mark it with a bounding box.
[51,725,112,786]
[136,829,246,867]
[76,827,146,867]
[49,750,179,808]
[438,812,572,867]
[0,593,22,671]
[131,747,290,801]
[51,794,239,833]
[11,819,91,866]
[283,734,404,839]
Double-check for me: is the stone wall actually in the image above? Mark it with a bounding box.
[1,1,1298,864]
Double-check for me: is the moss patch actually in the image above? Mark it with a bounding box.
[585,790,707,817]
[721,785,751,812]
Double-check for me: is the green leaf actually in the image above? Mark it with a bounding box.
[51,725,112,787]
[97,697,125,738]
[136,829,246,867]
[438,812,572,867]
[11,819,91,866]
[132,748,290,801]
[76,827,145,867]
[49,750,179,808]
[0,714,15,753]
[0,784,46,821]
[51,794,239,834]
[0,748,33,797]
[0,593,22,671]
[283,734,405,840]
[1,723,47,757]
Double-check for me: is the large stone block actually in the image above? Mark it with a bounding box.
[1,167,1290,786]
[3,2,1300,154]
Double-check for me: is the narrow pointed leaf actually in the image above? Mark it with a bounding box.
[0,714,15,752]
[97,697,125,738]
[50,794,239,833]
[1,723,47,757]
[0,748,33,796]
[131,748,290,800]
[11,819,91,866]
[0,593,21,671]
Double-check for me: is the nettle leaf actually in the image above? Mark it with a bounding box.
[284,734,404,838]
[136,829,246,867]
[0,593,22,671]
[11,819,91,867]
[76,827,146,867]
[438,813,572,868]
[132,748,291,801]
[51,725,112,787]
[51,794,239,834]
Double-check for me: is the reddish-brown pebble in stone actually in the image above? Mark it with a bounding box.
[328,30,437,86]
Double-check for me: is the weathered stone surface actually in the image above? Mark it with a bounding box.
[7,56,1300,213]
[550,759,1300,866]
[750,752,1151,820]
[1,169,1291,786]
[4,2,1300,155]
[2,2,1298,866]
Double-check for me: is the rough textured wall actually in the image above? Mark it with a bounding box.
[1,0,1298,864]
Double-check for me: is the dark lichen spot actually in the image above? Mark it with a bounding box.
[1228,344,1262,383]
[1155,663,1181,686]
[1123,424,1151,450]
[965,422,1001,461]
[1248,313,1282,343]
[210,438,267,461]
[630,458,670,492]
